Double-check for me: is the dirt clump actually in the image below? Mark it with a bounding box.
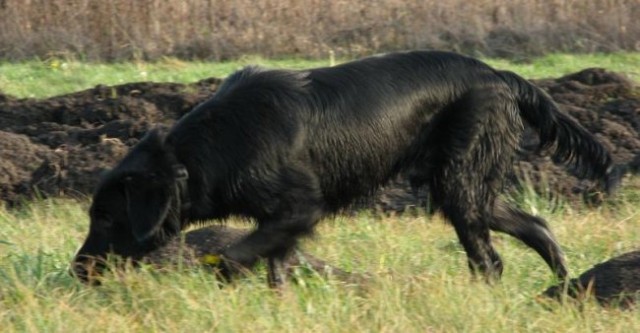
[0,78,220,205]
[0,69,638,210]
[542,250,640,308]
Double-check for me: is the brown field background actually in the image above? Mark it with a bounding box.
[0,0,638,61]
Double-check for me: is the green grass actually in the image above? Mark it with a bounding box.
[0,195,639,333]
[1,52,638,99]
[0,56,333,99]
[485,52,640,82]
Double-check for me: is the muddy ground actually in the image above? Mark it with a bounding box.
[1,69,639,211]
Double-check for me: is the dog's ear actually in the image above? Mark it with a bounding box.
[124,180,172,243]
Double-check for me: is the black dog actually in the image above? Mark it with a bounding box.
[72,50,618,283]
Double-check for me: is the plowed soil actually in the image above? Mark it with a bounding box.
[1,69,638,211]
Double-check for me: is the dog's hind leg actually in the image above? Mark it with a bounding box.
[218,166,324,282]
[423,87,523,281]
[489,200,568,280]
[427,143,506,281]
[435,195,504,282]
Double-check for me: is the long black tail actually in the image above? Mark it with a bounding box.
[497,70,622,194]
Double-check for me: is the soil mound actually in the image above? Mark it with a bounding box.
[542,250,640,308]
[0,78,220,204]
[0,69,638,210]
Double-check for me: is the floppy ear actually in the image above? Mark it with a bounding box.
[124,181,172,243]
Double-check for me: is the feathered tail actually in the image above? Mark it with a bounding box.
[497,70,623,194]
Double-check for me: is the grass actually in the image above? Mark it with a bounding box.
[0,52,638,99]
[0,194,639,333]
[0,56,332,99]
[1,53,639,331]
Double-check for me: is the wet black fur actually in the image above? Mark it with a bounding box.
[73,50,617,282]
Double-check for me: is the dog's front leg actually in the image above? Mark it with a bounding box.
[266,257,288,289]
[219,167,324,283]
[218,209,321,282]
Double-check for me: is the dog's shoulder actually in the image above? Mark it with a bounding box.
[215,66,310,102]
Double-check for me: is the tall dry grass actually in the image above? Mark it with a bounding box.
[0,0,638,61]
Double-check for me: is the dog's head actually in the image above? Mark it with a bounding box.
[71,128,190,283]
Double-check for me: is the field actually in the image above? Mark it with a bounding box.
[1,1,638,61]
[1,53,640,332]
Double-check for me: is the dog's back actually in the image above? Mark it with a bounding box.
[298,52,500,208]
[183,51,512,210]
